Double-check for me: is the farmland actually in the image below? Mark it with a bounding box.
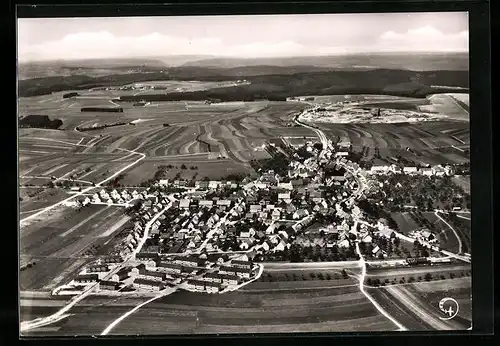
[367,277,471,330]
[317,121,469,166]
[23,269,397,336]
[19,205,131,292]
[19,75,471,334]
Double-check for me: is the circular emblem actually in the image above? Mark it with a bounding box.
[438,297,459,320]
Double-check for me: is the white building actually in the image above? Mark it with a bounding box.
[403,167,418,174]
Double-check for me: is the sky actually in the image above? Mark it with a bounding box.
[17,12,468,61]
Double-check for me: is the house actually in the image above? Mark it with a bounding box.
[199,200,214,207]
[274,240,288,252]
[136,252,160,261]
[99,280,120,291]
[249,205,262,213]
[159,179,169,186]
[256,241,270,252]
[432,165,446,176]
[361,234,372,243]
[218,273,239,285]
[111,267,133,282]
[174,256,203,267]
[102,255,123,264]
[370,166,391,174]
[209,181,221,189]
[255,182,268,190]
[293,209,309,220]
[233,266,252,279]
[337,239,350,248]
[141,270,167,281]
[277,182,293,190]
[131,263,146,276]
[290,179,304,188]
[271,209,281,220]
[286,204,297,213]
[75,273,99,284]
[403,167,418,174]
[372,246,387,258]
[205,281,222,293]
[217,199,232,208]
[179,199,191,209]
[335,151,349,157]
[278,193,291,200]
[420,167,433,176]
[134,278,165,291]
[186,279,206,291]
[87,264,110,273]
[203,272,223,283]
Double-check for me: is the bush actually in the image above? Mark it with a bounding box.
[424,273,433,281]
[440,275,446,280]
[366,278,372,286]
[408,276,415,283]
[384,278,390,284]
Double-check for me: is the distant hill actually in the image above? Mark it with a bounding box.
[181,52,469,71]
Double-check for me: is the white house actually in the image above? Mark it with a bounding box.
[277,182,293,190]
[370,166,391,174]
[403,167,418,174]
[208,181,221,189]
[278,192,291,200]
[337,239,350,248]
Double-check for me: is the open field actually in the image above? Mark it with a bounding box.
[390,212,420,234]
[367,277,471,330]
[421,94,469,120]
[419,212,462,253]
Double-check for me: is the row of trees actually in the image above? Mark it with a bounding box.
[366,270,470,287]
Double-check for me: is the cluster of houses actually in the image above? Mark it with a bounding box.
[369,164,453,176]
[408,228,439,244]
[74,254,258,294]
[76,189,149,206]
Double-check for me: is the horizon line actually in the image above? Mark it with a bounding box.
[18,50,469,64]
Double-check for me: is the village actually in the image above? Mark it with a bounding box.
[56,134,462,297]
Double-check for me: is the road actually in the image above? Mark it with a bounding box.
[355,242,407,331]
